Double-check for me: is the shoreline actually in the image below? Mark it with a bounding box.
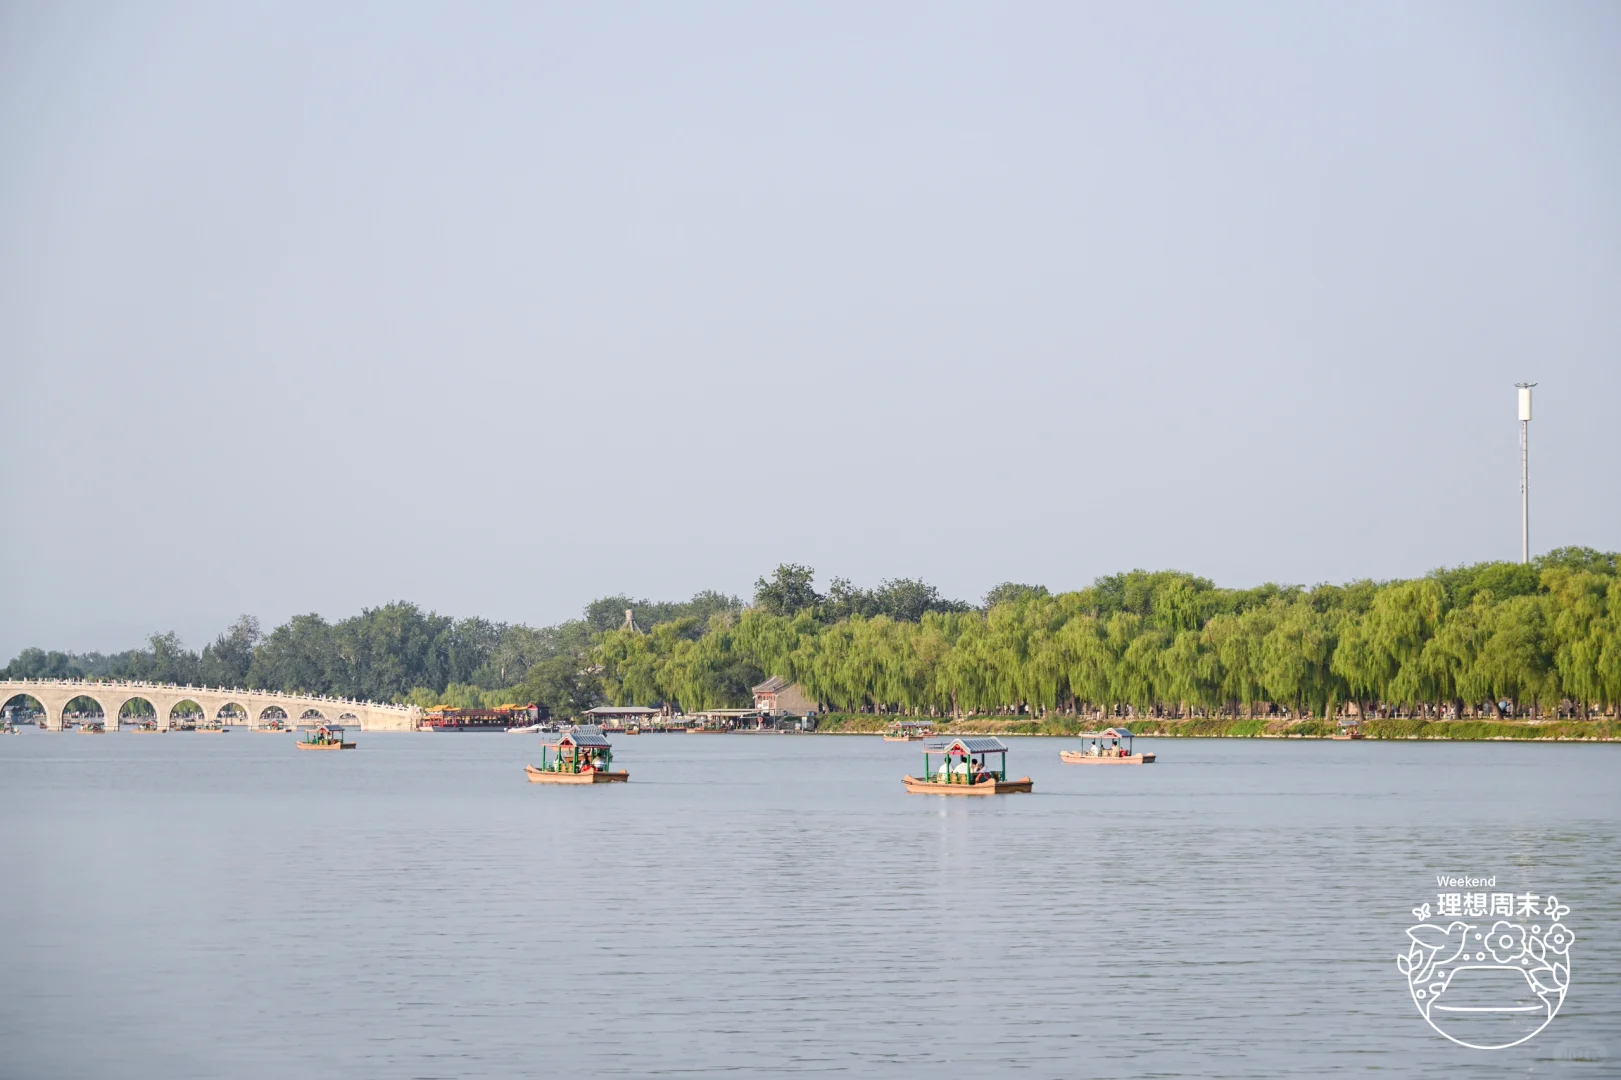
[809,715,1619,742]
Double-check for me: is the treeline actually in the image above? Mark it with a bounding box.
[0,590,751,715]
[593,550,1621,721]
[7,550,1620,720]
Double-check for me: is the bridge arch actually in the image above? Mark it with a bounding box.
[117,697,158,729]
[64,694,109,728]
[299,709,325,721]
[2,693,44,724]
[258,705,288,722]
[169,699,205,726]
[216,702,248,723]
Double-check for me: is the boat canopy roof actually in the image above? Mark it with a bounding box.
[1078,728,1133,740]
[924,735,1008,755]
[546,724,611,749]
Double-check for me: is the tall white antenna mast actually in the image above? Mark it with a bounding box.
[1515,383,1536,564]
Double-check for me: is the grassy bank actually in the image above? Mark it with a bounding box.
[811,713,1618,741]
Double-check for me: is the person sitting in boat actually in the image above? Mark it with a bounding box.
[1088,740,1100,757]
[1111,737,1121,757]
[971,758,989,785]
[951,758,970,783]
[935,760,951,782]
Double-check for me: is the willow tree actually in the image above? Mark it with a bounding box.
[1331,579,1446,718]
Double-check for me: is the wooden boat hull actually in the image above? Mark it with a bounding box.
[903,775,1032,795]
[882,734,923,742]
[525,766,629,784]
[295,741,356,751]
[1330,733,1363,740]
[1059,751,1155,764]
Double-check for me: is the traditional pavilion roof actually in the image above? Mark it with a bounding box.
[752,675,792,694]
[924,735,1008,754]
[551,724,611,748]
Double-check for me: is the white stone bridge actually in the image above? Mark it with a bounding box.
[0,679,421,732]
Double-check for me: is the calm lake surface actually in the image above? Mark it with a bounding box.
[2,731,1617,1079]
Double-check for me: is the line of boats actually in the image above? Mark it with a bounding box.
[510,723,1161,796]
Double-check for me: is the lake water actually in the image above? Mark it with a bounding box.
[1,731,1617,1078]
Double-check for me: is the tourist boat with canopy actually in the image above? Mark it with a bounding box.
[1059,727,1155,765]
[882,720,934,742]
[525,725,628,784]
[902,736,1033,795]
[1330,718,1364,740]
[295,724,355,750]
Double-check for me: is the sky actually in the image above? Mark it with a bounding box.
[1,0,1618,658]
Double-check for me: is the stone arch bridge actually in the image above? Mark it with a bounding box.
[0,679,421,732]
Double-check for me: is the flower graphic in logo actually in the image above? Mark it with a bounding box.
[1544,923,1573,955]
[1399,891,1574,1050]
[1486,922,1525,964]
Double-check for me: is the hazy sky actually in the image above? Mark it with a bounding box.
[2,1,1618,658]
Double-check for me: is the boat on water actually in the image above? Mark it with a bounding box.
[506,723,545,734]
[882,720,934,742]
[422,704,548,733]
[903,736,1033,795]
[80,721,107,734]
[1,720,15,735]
[1059,727,1155,765]
[525,725,628,784]
[196,723,229,734]
[1331,719,1364,740]
[132,719,161,733]
[296,724,356,751]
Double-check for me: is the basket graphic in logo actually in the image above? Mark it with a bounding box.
[1398,891,1573,1050]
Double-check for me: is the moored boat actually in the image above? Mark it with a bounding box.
[903,736,1032,795]
[1059,727,1155,765]
[296,724,355,750]
[882,720,935,742]
[423,703,547,733]
[526,725,628,783]
[1330,718,1364,740]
